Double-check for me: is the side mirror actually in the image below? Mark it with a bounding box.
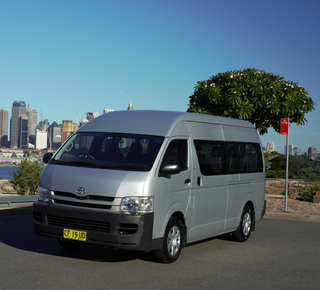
[159,161,181,177]
[43,152,53,164]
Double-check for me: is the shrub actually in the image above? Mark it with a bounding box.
[300,182,320,202]
[10,159,44,195]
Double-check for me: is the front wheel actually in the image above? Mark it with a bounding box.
[154,217,184,263]
[233,205,252,242]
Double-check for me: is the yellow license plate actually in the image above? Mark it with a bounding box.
[63,228,87,241]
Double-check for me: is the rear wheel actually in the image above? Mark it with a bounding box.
[154,217,183,263]
[233,205,252,242]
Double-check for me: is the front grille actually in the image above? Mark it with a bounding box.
[47,214,110,233]
[53,199,112,209]
[54,191,115,202]
[52,191,114,209]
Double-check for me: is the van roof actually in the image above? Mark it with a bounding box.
[77,110,254,136]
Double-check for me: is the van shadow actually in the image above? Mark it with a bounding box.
[1,212,239,264]
[0,214,155,263]
[187,232,238,248]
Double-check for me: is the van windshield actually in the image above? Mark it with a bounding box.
[51,132,164,171]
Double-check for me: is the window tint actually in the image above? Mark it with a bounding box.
[52,132,164,171]
[226,142,238,174]
[161,140,188,171]
[194,140,263,175]
[238,143,263,173]
[194,140,227,175]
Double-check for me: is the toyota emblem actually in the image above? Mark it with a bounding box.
[76,187,86,195]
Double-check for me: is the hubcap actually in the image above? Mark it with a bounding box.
[242,212,251,236]
[167,226,181,257]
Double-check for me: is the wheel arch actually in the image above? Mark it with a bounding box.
[245,200,256,231]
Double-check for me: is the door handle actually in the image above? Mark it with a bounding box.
[184,178,191,184]
[197,176,202,186]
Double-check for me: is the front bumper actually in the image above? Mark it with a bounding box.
[33,201,161,251]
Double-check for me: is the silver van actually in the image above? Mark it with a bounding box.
[33,110,266,263]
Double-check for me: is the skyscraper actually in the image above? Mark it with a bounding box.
[10,101,27,149]
[266,141,274,152]
[0,108,9,148]
[48,121,61,149]
[19,115,28,148]
[308,146,317,160]
[27,104,38,145]
[284,144,294,156]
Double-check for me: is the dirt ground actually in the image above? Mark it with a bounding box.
[265,179,320,216]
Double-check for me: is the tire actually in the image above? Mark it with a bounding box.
[154,217,183,263]
[233,205,252,242]
[58,239,82,250]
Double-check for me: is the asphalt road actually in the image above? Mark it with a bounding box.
[0,214,320,290]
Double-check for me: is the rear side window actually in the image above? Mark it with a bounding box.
[226,142,238,174]
[238,143,263,173]
[194,140,227,175]
[194,140,263,175]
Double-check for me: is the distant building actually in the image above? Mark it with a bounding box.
[87,112,99,121]
[61,120,76,144]
[27,104,38,146]
[48,122,61,150]
[0,108,9,148]
[10,101,27,149]
[38,119,49,131]
[80,119,89,128]
[308,146,317,160]
[36,129,48,150]
[266,141,274,152]
[127,102,134,110]
[103,109,114,114]
[284,144,294,156]
[19,115,28,149]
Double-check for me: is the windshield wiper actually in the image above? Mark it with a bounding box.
[105,164,149,170]
[53,160,97,167]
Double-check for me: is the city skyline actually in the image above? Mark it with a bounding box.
[0,99,318,155]
[1,0,319,153]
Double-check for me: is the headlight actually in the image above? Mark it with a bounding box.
[37,186,52,203]
[120,197,153,213]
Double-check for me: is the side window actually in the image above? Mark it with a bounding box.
[161,140,188,171]
[238,143,248,173]
[226,142,238,174]
[194,140,227,175]
[237,143,263,173]
[246,143,263,173]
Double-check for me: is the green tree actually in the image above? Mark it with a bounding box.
[10,160,44,195]
[267,154,320,180]
[187,68,315,135]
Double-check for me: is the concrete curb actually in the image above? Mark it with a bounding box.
[264,212,320,223]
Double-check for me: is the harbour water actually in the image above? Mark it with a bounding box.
[0,166,18,180]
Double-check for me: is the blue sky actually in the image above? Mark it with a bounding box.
[0,0,319,153]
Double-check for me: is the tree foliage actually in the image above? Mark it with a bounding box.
[188,68,315,135]
[266,153,320,181]
[10,159,44,195]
